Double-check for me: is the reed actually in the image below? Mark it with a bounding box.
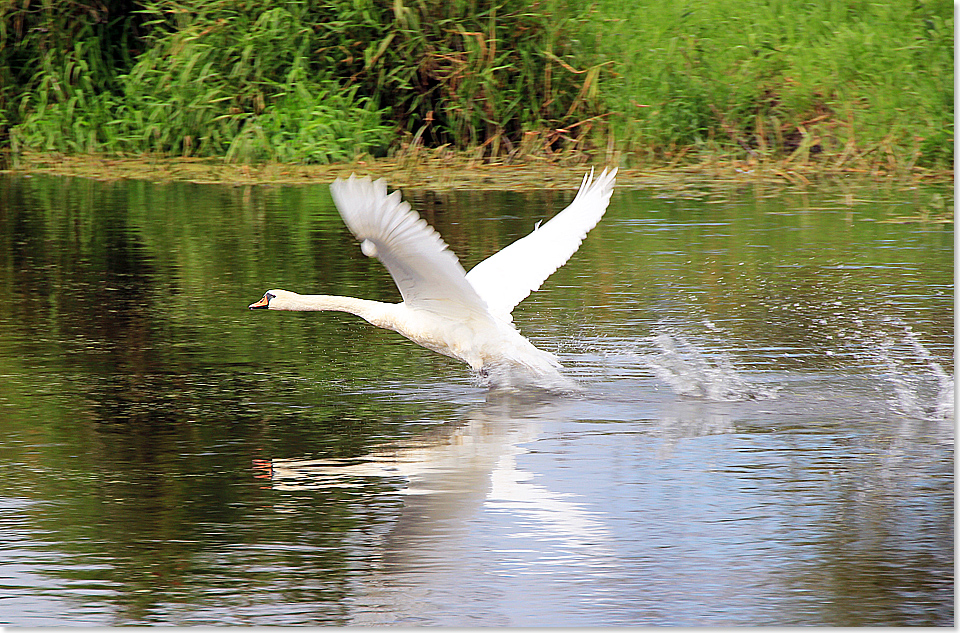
[0,0,952,170]
[3,0,396,161]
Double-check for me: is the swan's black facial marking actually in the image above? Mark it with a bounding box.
[249,292,274,309]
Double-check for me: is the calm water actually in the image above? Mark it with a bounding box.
[0,173,953,626]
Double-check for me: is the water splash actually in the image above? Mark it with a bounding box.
[640,328,781,402]
[474,358,581,394]
[864,319,955,422]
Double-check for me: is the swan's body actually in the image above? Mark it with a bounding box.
[250,168,617,389]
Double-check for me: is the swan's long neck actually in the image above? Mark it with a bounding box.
[274,292,396,327]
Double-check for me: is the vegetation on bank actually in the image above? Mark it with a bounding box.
[0,0,953,171]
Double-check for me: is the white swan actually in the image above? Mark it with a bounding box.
[250,167,617,389]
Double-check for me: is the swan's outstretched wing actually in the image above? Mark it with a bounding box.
[330,175,491,319]
[465,167,617,321]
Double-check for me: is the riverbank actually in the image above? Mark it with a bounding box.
[4,152,952,194]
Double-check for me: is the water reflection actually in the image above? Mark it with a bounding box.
[259,395,611,576]
[0,174,952,626]
[252,392,614,626]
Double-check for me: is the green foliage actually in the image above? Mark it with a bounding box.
[589,0,953,167]
[0,0,134,154]
[325,0,606,155]
[229,85,390,163]
[0,0,604,161]
[3,0,394,161]
[0,0,953,168]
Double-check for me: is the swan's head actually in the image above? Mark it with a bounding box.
[249,289,294,310]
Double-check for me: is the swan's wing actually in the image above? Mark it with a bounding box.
[465,167,617,321]
[329,175,492,319]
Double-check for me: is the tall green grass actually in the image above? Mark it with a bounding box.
[587,0,953,168]
[0,0,953,168]
[4,1,395,161]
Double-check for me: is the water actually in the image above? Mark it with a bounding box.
[0,174,953,625]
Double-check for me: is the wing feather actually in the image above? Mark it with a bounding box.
[329,175,492,319]
[465,167,617,321]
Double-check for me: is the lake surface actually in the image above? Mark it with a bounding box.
[0,173,953,626]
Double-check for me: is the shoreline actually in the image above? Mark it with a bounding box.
[2,152,953,192]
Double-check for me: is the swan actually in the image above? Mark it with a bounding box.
[249,167,617,389]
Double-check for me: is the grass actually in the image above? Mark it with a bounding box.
[588,0,953,171]
[0,0,953,173]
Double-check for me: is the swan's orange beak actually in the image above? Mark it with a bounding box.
[249,295,270,309]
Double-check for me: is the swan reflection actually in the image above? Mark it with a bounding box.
[255,393,615,624]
